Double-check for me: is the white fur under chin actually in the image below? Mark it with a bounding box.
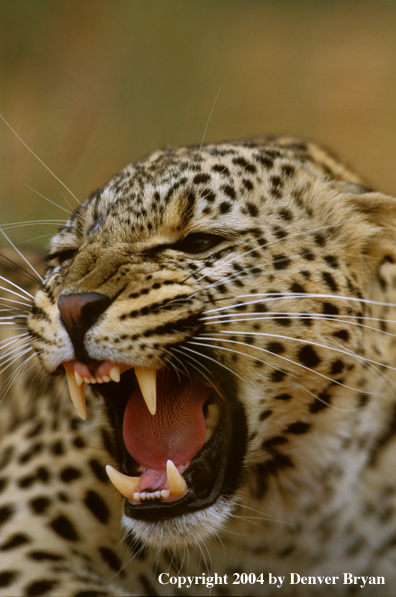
[121,496,237,550]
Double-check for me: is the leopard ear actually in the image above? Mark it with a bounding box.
[348,191,396,263]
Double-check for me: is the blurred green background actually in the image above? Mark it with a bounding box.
[1,0,396,247]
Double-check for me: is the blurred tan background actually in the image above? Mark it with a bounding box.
[1,0,396,247]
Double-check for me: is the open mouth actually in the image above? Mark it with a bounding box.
[63,360,246,520]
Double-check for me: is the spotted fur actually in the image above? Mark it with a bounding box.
[2,137,396,595]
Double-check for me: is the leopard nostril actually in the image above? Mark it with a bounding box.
[58,292,112,352]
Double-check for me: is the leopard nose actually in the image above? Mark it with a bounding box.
[58,292,111,328]
[58,292,112,358]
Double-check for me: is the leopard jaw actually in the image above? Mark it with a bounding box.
[105,404,221,501]
[65,361,222,503]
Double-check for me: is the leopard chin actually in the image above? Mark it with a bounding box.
[122,498,237,550]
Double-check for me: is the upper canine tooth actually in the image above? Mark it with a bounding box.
[166,460,188,496]
[135,367,157,415]
[109,365,121,383]
[105,465,140,499]
[65,369,86,420]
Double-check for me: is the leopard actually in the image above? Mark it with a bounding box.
[1,135,396,596]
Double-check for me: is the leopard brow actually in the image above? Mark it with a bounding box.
[143,231,239,254]
[45,249,77,262]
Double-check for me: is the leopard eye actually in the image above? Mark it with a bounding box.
[46,249,77,265]
[172,233,224,254]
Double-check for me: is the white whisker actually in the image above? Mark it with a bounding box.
[0,341,32,364]
[0,112,80,204]
[0,298,31,309]
[198,328,396,375]
[190,336,374,396]
[17,233,61,246]
[0,228,43,282]
[203,291,396,316]
[199,78,225,152]
[0,337,30,356]
[1,354,38,401]
[1,220,65,230]
[201,312,396,338]
[0,346,34,376]
[0,275,35,300]
[0,332,29,347]
[179,344,249,386]
[25,185,72,215]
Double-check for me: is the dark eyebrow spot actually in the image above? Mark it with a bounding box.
[89,215,103,234]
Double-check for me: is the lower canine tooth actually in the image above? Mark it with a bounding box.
[205,403,221,427]
[106,465,140,499]
[166,460,188,496]
[65,369,86,420]
[135,367,157,415]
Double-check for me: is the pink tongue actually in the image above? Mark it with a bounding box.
[123,372,212,470]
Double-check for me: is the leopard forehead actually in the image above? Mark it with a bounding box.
[51,138,365,253]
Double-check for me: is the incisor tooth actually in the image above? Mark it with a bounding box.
[135,367,157,415]
[65,369,86,420]
[166,460,188,496]
[109,365,121,383]
[105,465,140,499]
[74,370,83,386]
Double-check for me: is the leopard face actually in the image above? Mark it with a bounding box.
[27,137,396,552]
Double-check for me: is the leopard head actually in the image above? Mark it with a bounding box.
[28,139,396,549]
